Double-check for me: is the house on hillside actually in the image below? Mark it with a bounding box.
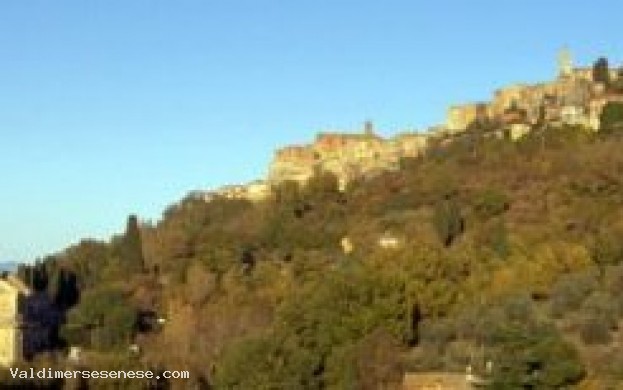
[378,232,402,249]
[402,372,472,390]
[403,365,492,390]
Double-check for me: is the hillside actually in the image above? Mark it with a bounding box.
[5,52,623,387]
[6,111,623,389]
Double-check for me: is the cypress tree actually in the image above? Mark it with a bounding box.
[121,214,145,274]
[592,57,610,86]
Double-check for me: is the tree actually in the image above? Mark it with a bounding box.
[61,239,110,289]
[29,261,49,292]
[481,219,510,259]
[120,214,145,274]
[48,268,79,310]
[62,287,136,350]
[490,323,585,389]
[549,270,599,318]
[605,265,623,312]
[592,57,610,86]
[579,318,611,345]
[218,264,416,388]
[433,198,465,247]
[273,180,301,205]
[600,102,623,132]
[592,228,623,272]
[324,330,404,390]
[580,292,620,331]
[212,335,321,390]
[305,169,340,200]
[473,189,510,219]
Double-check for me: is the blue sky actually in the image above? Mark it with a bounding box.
[1,1,622,263]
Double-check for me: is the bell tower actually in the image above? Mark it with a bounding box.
[558,47,573,79]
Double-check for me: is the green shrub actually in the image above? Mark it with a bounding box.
[600,102,623,132]
[549,270,599,318]
[479,219,510,258]
[213,335,321,390]
[490,324,585,388]
[605,265,623,313]
[579,318,612,345]
[62,287,136,350]
[473,189,510,219]
[324,330,403,390]
[433,199,464,247]
[580,292,620,330]
[592,229,623,268]
[419,318,456,346]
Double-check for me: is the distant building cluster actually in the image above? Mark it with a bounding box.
[190,123,428,203]
[191,50,623,203]
[447,49,623,133]
[188,180,270,203]
[267,123,428,187]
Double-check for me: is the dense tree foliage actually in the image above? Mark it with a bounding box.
[62,287,136,350]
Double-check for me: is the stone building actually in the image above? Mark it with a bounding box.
[0,274,54,366]
[213,180,270,202]
[194,125,429,203]
[447,103,490,133]
[268,145,317,184]
[446,50,621,133]
[196,49,623,204]
[378,232,401,249]
[392,132,429,158]
[267,124,429,188]
[0,275,27,366]
[509,123,531,141]
[402,372,473,390]
[340,237,354,254]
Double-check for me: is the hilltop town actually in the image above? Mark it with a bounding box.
[193,50,623,202]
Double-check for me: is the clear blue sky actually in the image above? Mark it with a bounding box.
[1,1,621,263]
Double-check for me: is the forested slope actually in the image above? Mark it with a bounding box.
[10,110,623,389]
